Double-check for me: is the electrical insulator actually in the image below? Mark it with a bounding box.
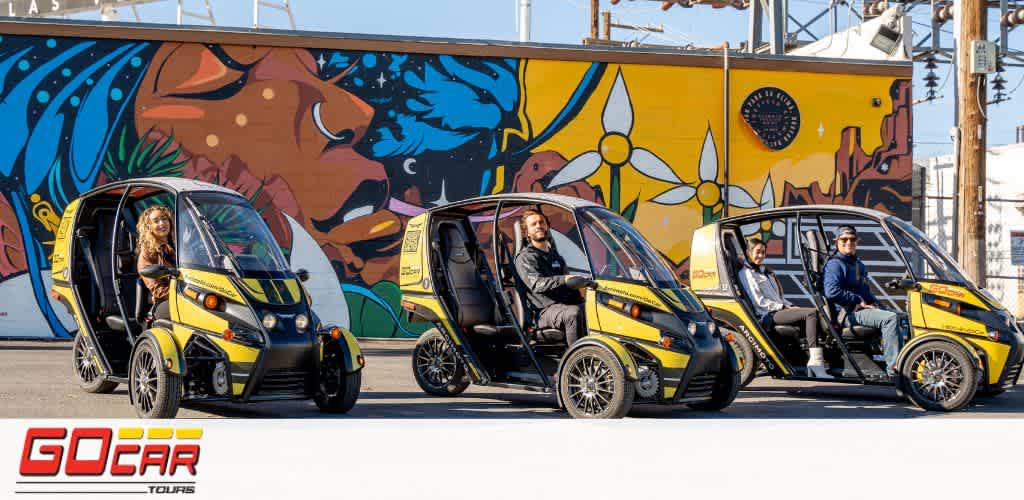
[1002,7,1024,27]
[933,3,954,24]
[658,0,747,10]
[868,0,889,16]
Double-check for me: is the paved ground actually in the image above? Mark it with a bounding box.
[2,339,1022,418]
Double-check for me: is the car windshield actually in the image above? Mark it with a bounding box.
[186,192,290,275]
[579,207,682,289]
[887,217,970,284]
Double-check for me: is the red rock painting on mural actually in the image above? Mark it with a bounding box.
[0,192,26,278]
[132,44,404,285]
[782,80,913,214]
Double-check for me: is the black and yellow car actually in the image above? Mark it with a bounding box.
[50,177,364,418]
[398,193,740,418]
[691,205,1024,411]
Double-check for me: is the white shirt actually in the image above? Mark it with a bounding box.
[738,265,792,317]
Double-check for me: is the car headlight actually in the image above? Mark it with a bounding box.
[687,321,697,336]
[262,313,278,330]
[295,313,309,332]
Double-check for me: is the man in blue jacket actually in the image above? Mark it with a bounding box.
[823,225,901,378]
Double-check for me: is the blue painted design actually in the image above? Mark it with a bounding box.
[12,194,71,338]
[109,87,123,101]
[17,59,29,71]
[353,77,364,87]
[24,43,135,194]
[69,96,79,107]
[130,56,141,68]
[0,43,91,178]
[46,39,56,48]
[342,284,417,337]
[86,78,93,85]
[479,168,492,196]
[61,68,71,77]
[362,53,377,68]
[70,43,149,194]
[35,90,49,103]
[387,54,407,73]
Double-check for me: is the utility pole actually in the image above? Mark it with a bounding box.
[955,0,988,287]
[519,0,531,43]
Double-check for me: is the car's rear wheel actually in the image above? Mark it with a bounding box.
[559,345,633,419]
[315,347,361,413]
[129,338,181,418]
[412,328,469,396]
[72,332,118,394]
[901,341,978,411]
[726,327,758,387]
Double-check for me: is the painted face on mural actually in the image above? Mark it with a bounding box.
[133,44,402,285]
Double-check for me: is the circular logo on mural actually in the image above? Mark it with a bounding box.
[740,87,800,150]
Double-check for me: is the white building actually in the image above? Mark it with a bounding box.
[920,142,1024,318]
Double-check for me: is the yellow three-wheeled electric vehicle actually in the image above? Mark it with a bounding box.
[399,194,740,418]
[50,177,364,418]
[691,205,1023,411]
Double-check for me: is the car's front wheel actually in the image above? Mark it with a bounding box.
[129,338,181,418]
[901,341,978,411]
[315,346,362,414]
[559,345,633,419]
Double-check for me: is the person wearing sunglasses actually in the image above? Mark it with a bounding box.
[822,225,901,380]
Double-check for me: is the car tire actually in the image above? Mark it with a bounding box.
[129,338,181,418]
[72,332,119,394]
[726,327,758,387]
[901,341,979,412]
[412,328,469,397]
[688,344,742,411]
[558,345,634,419]
[315,348,362,414]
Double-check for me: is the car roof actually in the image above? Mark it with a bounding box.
[716,204,892,225]
[78,176,242,199]
[427,193,602,214]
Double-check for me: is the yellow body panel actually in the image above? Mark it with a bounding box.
[50,198,80,280]
[594,303,661,343]
[176,295,230,336]
[595,280,669,312]
[399,214,430,290]
[703,298,790,375]
[179,269,244,303]
[918,282,988,310]
[336,327,365,370]
[919,304,987,337]
[689,225,722,292]
[584,289,601,332]
[145,327,182,374]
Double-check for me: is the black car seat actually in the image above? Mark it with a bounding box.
[75,209,127,333]
[724,229,801,341]
[505,221,565,344]
[437,220,513,338]
[805,229,880,341]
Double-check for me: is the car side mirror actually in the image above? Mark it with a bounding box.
[139,264,180,280]
[886,278,918,291]
[296,268,310,282]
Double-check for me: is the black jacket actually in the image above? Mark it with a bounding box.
[514,244,583,311]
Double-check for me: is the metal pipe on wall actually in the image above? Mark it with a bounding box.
[519,0,531,42]
[723,42,731,216]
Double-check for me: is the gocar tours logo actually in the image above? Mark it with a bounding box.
[740,87,800,150]
[16,427,201,495]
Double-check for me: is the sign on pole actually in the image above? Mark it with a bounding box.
[1011,230,1024,266]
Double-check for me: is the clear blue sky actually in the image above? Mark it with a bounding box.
[67,0,1023,160]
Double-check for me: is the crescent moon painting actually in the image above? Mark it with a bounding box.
[403,157,417,175]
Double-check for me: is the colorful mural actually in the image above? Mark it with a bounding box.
[0,28,912,338]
